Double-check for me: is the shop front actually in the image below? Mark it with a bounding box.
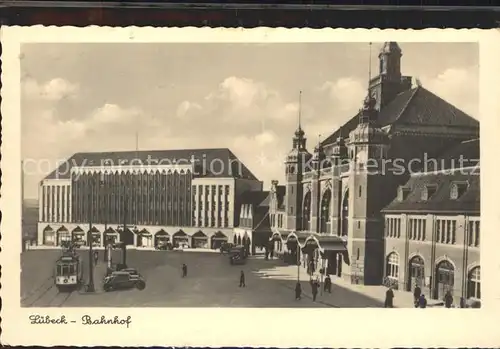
[192,231,209,248]
[173,230,190,248]
[210,231,228,249]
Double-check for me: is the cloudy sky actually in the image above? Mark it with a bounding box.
[21,42,478,199]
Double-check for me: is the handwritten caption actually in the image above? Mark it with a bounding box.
[29,315,132,328]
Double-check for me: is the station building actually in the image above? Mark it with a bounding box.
[268,42,480,304]
[37,148,262,250]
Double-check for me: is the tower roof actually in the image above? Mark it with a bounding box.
[380,42,402,55]
[321,86,479,147]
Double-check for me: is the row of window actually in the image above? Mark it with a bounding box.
[386,252,480,300]
[41,185,72,223]
[398,182,469,202]
[385,217,480,247]
[270,213,285,228]
[192,185,230,228]
[70,172,192,226]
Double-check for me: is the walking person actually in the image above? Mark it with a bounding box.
[181,263,188,278]
[384,286,394,308]
[295,282,302,300]
[311,279,319,302]
[444,290,454,308]
[418,294,427,308]
[239,270,246,287]
[413,284,422,308]
[324,274,332,293]
[93,250,99,266]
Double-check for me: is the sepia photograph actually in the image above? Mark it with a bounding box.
[19,40,480,309]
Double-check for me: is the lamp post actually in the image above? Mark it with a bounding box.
[86,176,96,293]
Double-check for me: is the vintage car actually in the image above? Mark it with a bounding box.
[220,242,234,254]
[229,245,247,265]
[103,271,146,292]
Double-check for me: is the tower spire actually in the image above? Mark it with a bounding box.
[368,42,372,88]
[298,90,302,130]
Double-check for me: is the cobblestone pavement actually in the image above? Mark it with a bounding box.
[21,249,422,308]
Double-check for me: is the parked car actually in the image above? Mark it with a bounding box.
[220,242,234,254]
[103,271,146,292]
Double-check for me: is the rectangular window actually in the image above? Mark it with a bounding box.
[475,221,480,246]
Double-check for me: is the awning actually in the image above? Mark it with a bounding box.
[319,240,350,266]
[72,231,85,235]
[211,236,228,241]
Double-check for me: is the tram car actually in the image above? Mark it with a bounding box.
[54,250,84,292]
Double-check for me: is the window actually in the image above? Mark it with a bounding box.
[467,267,481,299]
[398,187,411,201]
[436,218,457,245]
[450,182,469,200]
[422,185,438,201]
[386,253,399,279]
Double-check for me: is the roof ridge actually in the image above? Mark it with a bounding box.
[393,86,420,124]
[74,147,231,155]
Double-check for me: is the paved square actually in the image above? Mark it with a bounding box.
[21,249,391,308]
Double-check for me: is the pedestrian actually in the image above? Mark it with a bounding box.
[418,294,427,308]
[311,279,319,302]
[413,284,422,307]
[384,286,394,308]
[93,250,99,266]
[324,274,332,293]
[181,263,187,278]
[239,270,246,287]
[444,290,453,308]
[295,282,302,300]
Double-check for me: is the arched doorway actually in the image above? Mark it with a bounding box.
[302,238,320,275]
[138,229,152,248]
[173,230,189,248]
[90,226,101,247]
[320,189,331,234]
[407,255,425,291]
[285,236,299,265]
[192,231,208,248]
[56,226,70,246]
[233,234,237,245]
[467,266,480,300]
[302,191,311,231]
[341,189,349,236]
[155,229,170,249]
[237,235,242,245]
[119,228,135,246]
[43,225,55,245]
[103,228,118,245]
[71,226,85,245]
[434,259,454,300]
[385,252,400,289]
[210,231,228,250]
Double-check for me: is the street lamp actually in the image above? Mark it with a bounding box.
[86,173,105,293]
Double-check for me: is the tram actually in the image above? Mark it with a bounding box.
[54,250,84,292]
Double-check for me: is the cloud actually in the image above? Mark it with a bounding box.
[320,77,366,113]
[176,100,202,119]
[420,67,478,118]
[22,77,79,102]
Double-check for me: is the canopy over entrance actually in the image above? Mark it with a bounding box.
[72,226,84,234]
[193,231,208,239]
[139,228,151,236]
[173,230,188,238]
[211,231,227,241]
[156,229,169,237]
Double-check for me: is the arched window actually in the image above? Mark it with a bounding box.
[341,190,349,236]
[435,259,455,299]
[386,252,399,279]
[302,191,312,231]
[467,267,480,299]
[320,189,331,234]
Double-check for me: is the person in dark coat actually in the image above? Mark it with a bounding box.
[413,285,422,307]
[324,275,332,293]
[239,270,246,287]
[295,282,302,300]
[418,294,427,308]
[384,287,394,308]
[93,251,99,266]
[444,290,454,308]
[311,279,319,302]
[181,263,187,278]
